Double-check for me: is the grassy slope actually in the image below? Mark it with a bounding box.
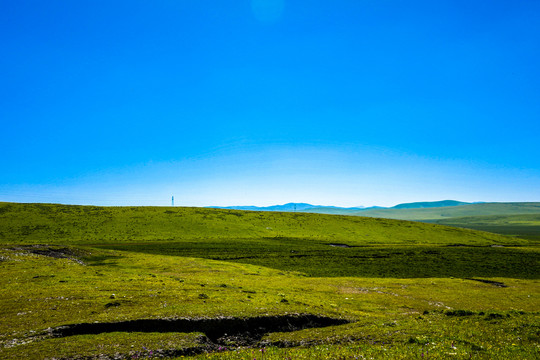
[433,214,540,241]
[0,202,520,246]
[0,202,539,359]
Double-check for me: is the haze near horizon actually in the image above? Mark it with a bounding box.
[1,1,539,207]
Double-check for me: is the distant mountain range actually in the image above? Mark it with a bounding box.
[391,200,470,209]
[209,201,540,225]
[209,203,345,212]
[210,200,470,213]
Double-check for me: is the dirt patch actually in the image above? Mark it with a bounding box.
[328,243,353,248]
[11,245,86,265]
[48,314,351,347]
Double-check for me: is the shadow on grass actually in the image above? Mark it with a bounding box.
[96,243,540,279]
[83,254,123,267]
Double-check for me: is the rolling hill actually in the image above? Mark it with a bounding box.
[0,202,515,246]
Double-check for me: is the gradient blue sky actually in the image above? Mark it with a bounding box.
[1,0,539,207]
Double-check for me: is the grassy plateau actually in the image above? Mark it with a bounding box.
[0,202,538,359]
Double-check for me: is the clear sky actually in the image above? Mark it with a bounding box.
[1,0,539,207]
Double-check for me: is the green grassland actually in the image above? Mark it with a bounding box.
[344,202,540,221]
[433,214,540,242]
[0,202,539,359]
[0,202,521,245]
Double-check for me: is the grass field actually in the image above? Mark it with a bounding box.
[433,214,540,242]
[0,202,538,359]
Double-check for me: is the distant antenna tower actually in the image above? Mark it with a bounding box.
[172,196,174,207]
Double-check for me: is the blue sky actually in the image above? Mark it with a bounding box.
[1,0,539,207]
